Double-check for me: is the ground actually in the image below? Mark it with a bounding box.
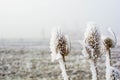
[0,40,120,80]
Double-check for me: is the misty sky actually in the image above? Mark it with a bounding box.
[0,0,120,39]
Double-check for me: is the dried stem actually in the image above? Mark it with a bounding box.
[89,59,99,80]
[106,49,111,80]
[58,58,69,80]
[62,54,67,69]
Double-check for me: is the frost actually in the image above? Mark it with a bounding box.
[58,58,69,80]
[108,27,117,48]
[65,35,71,54]
[51,51,62,62]
[50,27,61,62]
[50,27,70,80]
[89,60,97,80]
[102,27,119,80]
[105,44,120,80]
[82,22,101,80]
[83,22,101,60]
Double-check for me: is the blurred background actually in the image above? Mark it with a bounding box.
[0,0,120,40]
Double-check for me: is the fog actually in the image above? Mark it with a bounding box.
[0,0,120,39]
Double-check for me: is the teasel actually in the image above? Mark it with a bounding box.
[102,28,120,80]
[82,22,101,80]
[50,27,71,80]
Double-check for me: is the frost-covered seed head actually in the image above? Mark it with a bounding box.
[103,37,114,50]
[50,27,70,62]
[83,22,101,61]
[102,28,117,50]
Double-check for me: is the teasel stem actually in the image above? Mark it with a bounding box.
[62,54,67,69]
[106,48,111,80]
[89,59,99,80]
[89,49,99,80]
[58,55,69,80]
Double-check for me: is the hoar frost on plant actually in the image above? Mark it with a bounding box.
[50,27,70,62]
[89,59,97,80]
[50,27,70,80]
[102,27,117,50]
[108,27,117,47]
[50,28,62,62]
[102,28,120,80]
[83,22,101,61]
[82,22,101,80]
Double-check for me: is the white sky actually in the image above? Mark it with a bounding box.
[0,0,120,39]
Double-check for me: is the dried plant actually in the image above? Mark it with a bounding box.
[82,22,101,80]
[50,27,71,80]
[102,28,120,80]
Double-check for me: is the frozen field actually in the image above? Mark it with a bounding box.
[0,40,120,80]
